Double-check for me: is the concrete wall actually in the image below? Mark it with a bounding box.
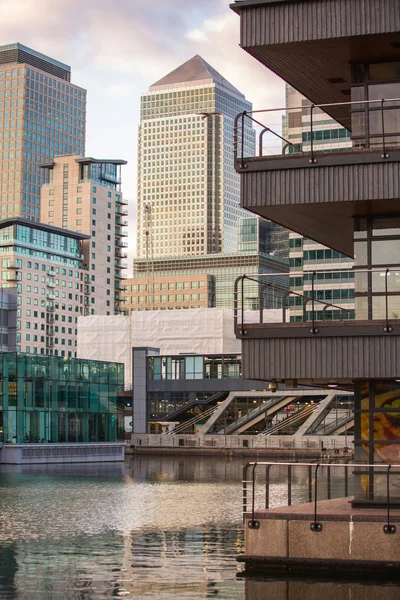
[0,443,125,464]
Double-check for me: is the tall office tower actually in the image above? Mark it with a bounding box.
[136,55,254,260]
[40,156,128,315]
[284,85,354,322]
[0,43,86,221]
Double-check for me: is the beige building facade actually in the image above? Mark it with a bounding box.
[40,155,128,315]
[0,43,86,222]
[122,274,211,313]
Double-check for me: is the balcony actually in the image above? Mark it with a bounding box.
[46,304,55,312]
[47,292,56,301]
[46,326,54,336]
[116,219,128,227]
[115,196,128,205]
[231,0,400,125]
[46,315,55,325]
[47,267,56,277]
[47,281,56,288]
[7,272,19,282]
[115,249,128,259]
[234,98,400,257]
[234,269,400,386]
[115,239,128,248]
[46,339,54,348]
[8,263,20,270]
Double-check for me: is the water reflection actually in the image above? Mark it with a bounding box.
[0,455,398,598]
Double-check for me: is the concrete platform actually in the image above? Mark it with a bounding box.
[0,443,125,464]
[241,497,400,575]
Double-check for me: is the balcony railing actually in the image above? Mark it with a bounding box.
[234,97,400,168]
[242,462,400,521]
[234,267,400,336]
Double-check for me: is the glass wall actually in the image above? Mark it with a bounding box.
[148,354,242,381]
[354,216,400,320]
[0,354,124,444]
[351,62,400,150]
[354,380,400,503]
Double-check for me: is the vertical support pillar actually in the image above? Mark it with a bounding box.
[132,347,159,434]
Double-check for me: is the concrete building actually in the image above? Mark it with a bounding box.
[39,156,128,315]
[232,0,400,574]
[122,273,212,312]
[136,54,254,260]
[0,43,86,221]
[130,215,289,312]
[0,217,88,356]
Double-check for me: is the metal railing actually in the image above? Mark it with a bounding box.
[234,267,400,334]
[234,97,400,167]
[242,461,400,533]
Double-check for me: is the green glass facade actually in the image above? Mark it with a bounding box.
[0,354,124,444]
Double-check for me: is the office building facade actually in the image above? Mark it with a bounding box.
[136,54,254,260]
[40,156,128,315]
[283,85,354,321]
[0,217,88,356]
[0,43,86,221]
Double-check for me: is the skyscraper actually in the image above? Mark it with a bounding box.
[136,55,254,260]
[0,43,86,221]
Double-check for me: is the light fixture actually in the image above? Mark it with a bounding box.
[328,384,338,388]
[395,379,400,383]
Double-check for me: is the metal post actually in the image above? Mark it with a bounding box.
[381,98,389,159]
[309,104,317,164]
[288,465,292,506]
[384,464,396,534]
[241,111,246,169]
[248,462,260,529]
[384,268,393,332]
[310,463,323,532]
[265,464,271,509]
[311,271,318,334]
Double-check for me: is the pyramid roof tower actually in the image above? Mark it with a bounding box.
[150,55,244,97]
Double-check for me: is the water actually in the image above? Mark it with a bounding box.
[0,455,398,599]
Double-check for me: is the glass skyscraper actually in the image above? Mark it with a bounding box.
[136,55,254,259]
[0,43,86,221]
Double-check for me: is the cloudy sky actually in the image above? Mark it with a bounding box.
[0,0,284,259]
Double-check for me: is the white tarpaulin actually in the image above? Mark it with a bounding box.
[77,308,282,385]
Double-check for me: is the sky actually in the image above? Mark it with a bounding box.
[0,0,285,263]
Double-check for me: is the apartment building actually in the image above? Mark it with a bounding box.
[40,155,128,315]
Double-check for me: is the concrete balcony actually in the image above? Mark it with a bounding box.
[234,98,400,257]
[231,0,400,126]
[234,271,400,387]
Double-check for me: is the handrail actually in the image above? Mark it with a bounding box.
[242,461,400,533]
[233,267,399,335]
[234,96,400,165]
[259,402,317,436]
[165,405,218,435]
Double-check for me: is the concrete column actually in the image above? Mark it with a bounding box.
[132,347,159,434]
